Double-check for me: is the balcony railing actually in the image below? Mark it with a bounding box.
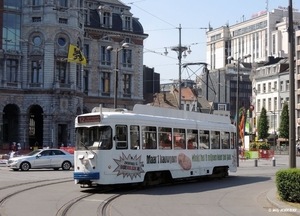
[29,83,42,88]
[6,82,18,88]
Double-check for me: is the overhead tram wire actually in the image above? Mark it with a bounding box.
[127,2,176,28]
[182,63,204,81]
[126,0,147,4]
[182,63,219,114]
[143,48,196,69]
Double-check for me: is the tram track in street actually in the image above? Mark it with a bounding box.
[55,186,137,216]
[0,177,73,216]
[0,177,72,191]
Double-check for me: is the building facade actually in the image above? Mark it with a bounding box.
[206,8,300,70]
[0,0,147,149]
[252,57,289,140]
[205,7,300,140]
[198,63,252,120]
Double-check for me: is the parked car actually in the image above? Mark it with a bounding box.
[7,149,74,171]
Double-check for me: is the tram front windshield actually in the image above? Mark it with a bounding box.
[76,126,112,150]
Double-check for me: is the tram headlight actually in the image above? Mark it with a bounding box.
[78,155,84,160]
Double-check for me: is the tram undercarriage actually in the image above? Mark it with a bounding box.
[79,166,229,188]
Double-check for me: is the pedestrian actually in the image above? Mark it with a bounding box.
[297,143,300,157]
[11,142,15,152]
[17,143,21,155]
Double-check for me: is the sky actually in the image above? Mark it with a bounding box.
[122,0,298,83]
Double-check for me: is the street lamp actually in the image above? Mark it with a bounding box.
[164,24,191,110]
[227,54,251,167]
[107,43,130,109]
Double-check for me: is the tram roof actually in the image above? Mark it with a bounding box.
[133,105,230,124]
[88,104,231,124]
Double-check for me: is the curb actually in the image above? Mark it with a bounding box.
[267,188,300,215]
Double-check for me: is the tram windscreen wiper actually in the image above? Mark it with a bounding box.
[80,142,89,150]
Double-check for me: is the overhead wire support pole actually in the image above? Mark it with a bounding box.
[165,25,206,110]
[167,24,188,110]
[288,0,296,168]
[178,24,182,110]
[228,54,251,168]
[236,60,240,167]
[174,24,185,110]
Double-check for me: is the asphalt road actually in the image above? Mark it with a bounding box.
[0,155,299,216]
[109,155,300,216]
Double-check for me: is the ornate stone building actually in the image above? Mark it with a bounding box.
[0,0,147,149]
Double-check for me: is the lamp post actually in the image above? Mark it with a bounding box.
[228,54,251,167]
[164,24,191,110]
[107,43,130,109]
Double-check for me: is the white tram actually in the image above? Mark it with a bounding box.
[73,104,237,187]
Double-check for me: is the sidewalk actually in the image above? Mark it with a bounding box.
[237,155,300,215]
[267,188,300,215]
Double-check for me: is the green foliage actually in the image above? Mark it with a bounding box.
[257,107,269,139]
[249,142,257,149]
[258,142,270,150]
[276,169,300,203]
[249,141,270,150]
[279,103,289,139]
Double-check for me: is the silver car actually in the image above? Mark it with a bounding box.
[7,149,74,171]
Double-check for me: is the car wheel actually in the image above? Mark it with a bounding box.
[20,162,30,171]
[62,161,71,170]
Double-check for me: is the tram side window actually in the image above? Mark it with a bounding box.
[221,131,230,149]
[231,132,235,149]
[187,129,198,149]
[130,125,140,150]
[115,125,128,149]
[174,128,186,149]
[211,131,220,149]
[158,127,172,149]
[142,126,157,149]
[199,130,210,149]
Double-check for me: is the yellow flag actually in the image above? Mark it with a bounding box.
[67,44,86,66]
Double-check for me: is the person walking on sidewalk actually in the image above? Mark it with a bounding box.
[16,143,21,155]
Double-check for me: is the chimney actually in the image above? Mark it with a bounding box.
[268,56,275,62]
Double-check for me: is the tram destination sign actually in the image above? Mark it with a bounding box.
[78,115,101,123]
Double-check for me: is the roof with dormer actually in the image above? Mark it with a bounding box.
[86,1,145,35]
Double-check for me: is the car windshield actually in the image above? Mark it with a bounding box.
[76,126,112,150]
[26,150,43,156]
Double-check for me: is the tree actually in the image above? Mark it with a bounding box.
[279,102,289,139]
[258,107,269,139]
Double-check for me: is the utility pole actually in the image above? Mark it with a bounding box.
[288,0,296,168]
